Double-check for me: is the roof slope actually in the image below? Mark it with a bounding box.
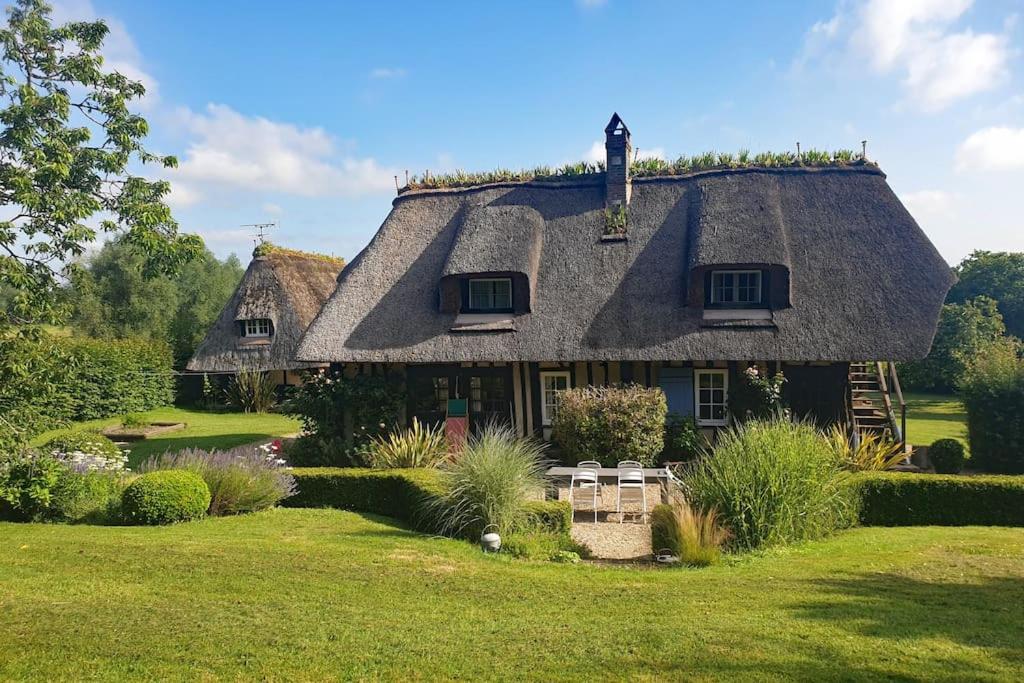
[297,167,954,364]
[187,249,344,373]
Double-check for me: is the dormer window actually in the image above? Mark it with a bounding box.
[707,270,765,308]
[242,318,272,337]
[466,278,512,313]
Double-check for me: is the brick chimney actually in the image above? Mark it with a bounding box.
[604,113,632,208]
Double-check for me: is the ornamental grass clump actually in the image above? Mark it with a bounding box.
[366,418,448,469]
[650,496,731,567]
[826,426,907,472]
[429,423,549,538]
[140,445,296,516]
[225,370,278,413]
[681,417,855,550]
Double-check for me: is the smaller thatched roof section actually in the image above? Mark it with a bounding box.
[442,205,544,279]
[187,245,344,373]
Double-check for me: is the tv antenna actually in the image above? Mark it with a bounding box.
[242,222,277,246]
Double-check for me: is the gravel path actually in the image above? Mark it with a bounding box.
[571,521,652,560]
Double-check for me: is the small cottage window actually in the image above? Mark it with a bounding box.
[243,319,272,338]
[539,371,570,426]
[708,270,764,307]
[695,369,728,426]
[467,278,512,312]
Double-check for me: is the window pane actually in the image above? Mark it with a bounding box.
[493,279,512,309]
[711,405,725,420]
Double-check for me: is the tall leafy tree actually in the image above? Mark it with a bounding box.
[0,0,200,330]
[899,297,1009,393]
[948,251,1024,340]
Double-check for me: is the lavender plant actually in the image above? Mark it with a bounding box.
[140,445,296,516]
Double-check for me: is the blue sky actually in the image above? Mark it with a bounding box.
[54,0,1024,265]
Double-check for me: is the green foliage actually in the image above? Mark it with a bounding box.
[41,430,120,459]
[522,500,573,534]
[501,528,587,561]
[551,384,667,467]
[365,418,448,469]
[68,239,244,367]
[225,370,277,414]
[121,413,148,429]
[283,467,445,531]
[283,370,406,459]
[948,250,1024,339]
[929,438,967,474]
[120,470,210,525]
[47,467,124,523]
[729,366,786,421]
[650,498,731,567]
[661,415,704,464]
[826,426,906,472]
[603,205,628,235]
[852,472,1024,526]
[681,417,856,550]
[0,451,64,520]
[139,446,296,516]
[0,0,201,332]
[899,297,1009,392]
[959,345,1024,473]
[429,423,550,538]
[283,434,353,468]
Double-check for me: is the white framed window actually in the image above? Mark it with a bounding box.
[243,318,272,338]
[468,278,512,311]
[710,270,762,306]
[539,370,570,426]
[695,369,728,426]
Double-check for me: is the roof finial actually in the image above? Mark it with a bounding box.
[861,140,868,161]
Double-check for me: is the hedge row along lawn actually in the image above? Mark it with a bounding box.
[30,407,301,467]
[1,510,1022,680]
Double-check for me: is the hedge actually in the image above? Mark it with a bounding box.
[0,334,174,446]
[852,472,1024,527]
[284,468,571,534]
[551,384,667,467]
[959,346,1024,474]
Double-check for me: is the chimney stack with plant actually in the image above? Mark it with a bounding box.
[604,113,631,235]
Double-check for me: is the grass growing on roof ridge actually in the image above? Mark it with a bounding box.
[252,241,346,265]
[400,149,873,192]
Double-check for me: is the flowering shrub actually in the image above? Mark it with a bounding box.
[42,431,128,473]
[551,384,667,467]
[140,444,296,516]
[283,370,405,465]
[729,366,787,422]
[0,450,125,523]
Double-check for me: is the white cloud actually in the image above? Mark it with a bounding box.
[901,189,956,218]
[51,0,160,107]
[369,67,407,79]
[804,0,1014,111]
[585,141,604,164]
[955,126,1024,171]
[167,104,396,201]
[262,203,283,216]
[585,140,664,164]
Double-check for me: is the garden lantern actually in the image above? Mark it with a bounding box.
[480,524,501,552]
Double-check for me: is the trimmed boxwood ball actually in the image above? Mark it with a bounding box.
[121,470,211,525]
[929,439,967,474]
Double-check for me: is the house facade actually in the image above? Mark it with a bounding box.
[296,115,953,440]
[187,245,345,387]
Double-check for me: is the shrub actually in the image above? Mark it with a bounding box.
[661,415,704,464]
[283,371,405,461]
[122,413,148,428]
[826,426,906,472]
[729,366,786,422]
[551,384,666,467]
[41,431,128,472]
[120,470,211,525]
[501,528,588,561]
[140,445,296,516]
[283,434,355,467]
[650,498,730,567]
[681,417,856,550]
[225,370,277,413]
[48,468,125,524]
[429,424,550,538]
[0,451,124,523]
[366,419,448,469]
[852,472,1024,526]
[522,500,572,534]
[927,439,968,474]
[283,468,444,530]
[959,344,1024,473]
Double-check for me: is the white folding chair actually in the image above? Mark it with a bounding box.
[569,465,601,523]
[616,466,647,523]
[617,460,642,469]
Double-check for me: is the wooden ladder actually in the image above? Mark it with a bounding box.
[848,361,906,449]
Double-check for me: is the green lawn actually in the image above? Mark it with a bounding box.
[1,511,1022,681]
[30,407,301,466]
[904,392,968,449]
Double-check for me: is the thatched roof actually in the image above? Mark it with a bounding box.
[187,247,344,373]
[296,166,954,364]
